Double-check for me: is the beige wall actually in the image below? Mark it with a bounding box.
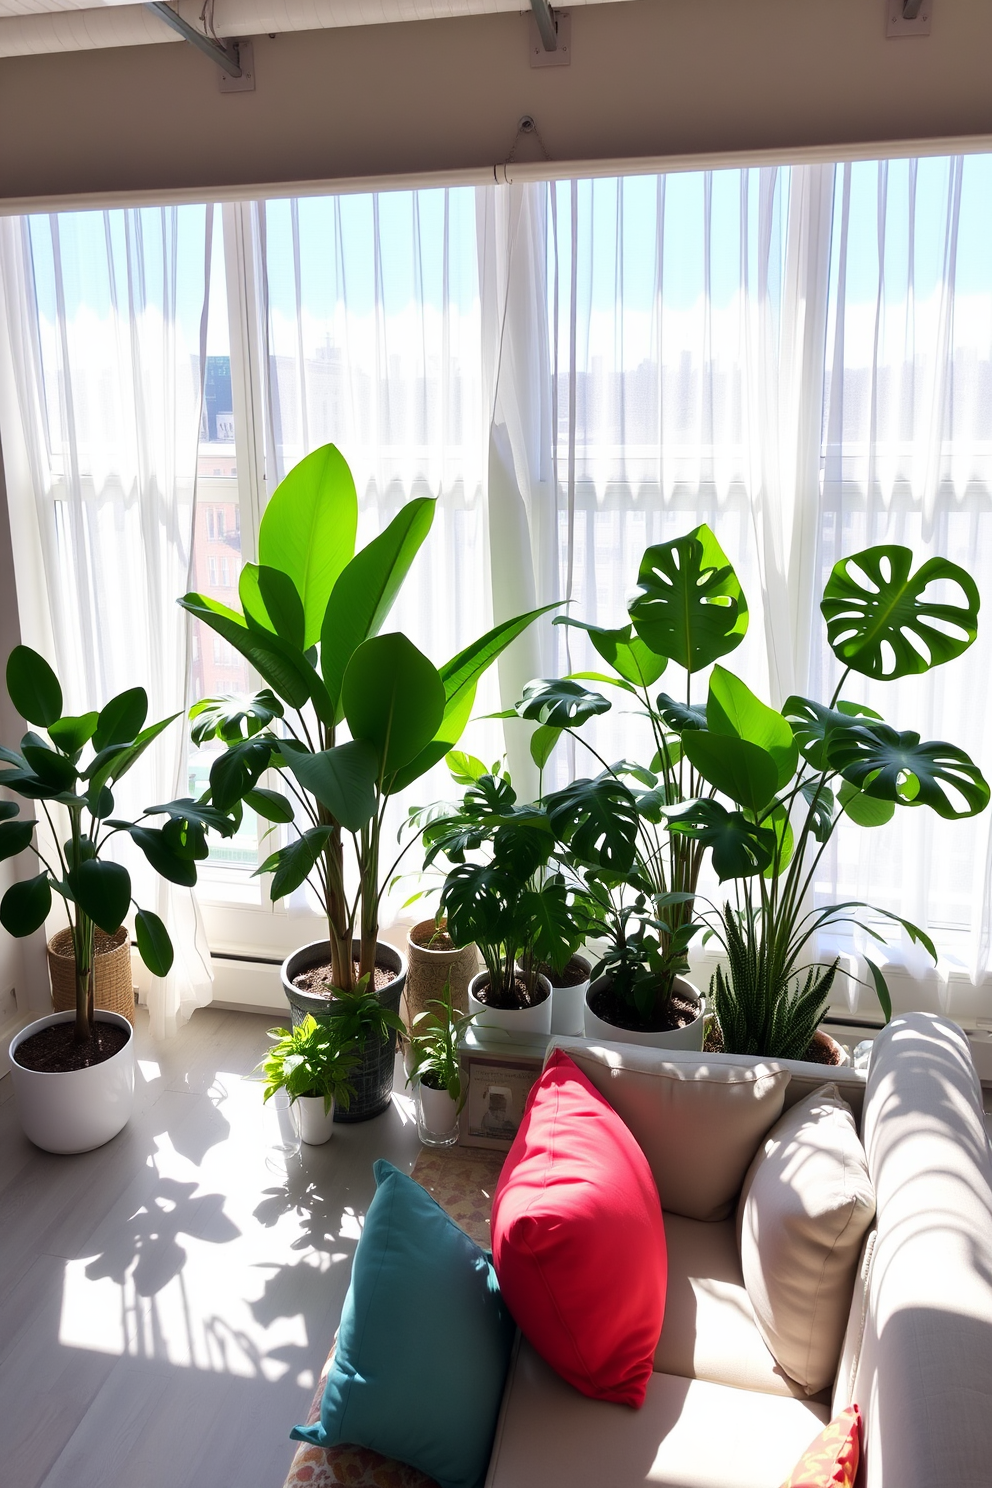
[2,0,992,206]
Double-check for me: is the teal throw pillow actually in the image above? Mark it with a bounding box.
[291,1159,515,1488]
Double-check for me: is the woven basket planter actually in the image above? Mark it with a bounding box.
[48,927,135,1027]
[404,919,478,1033]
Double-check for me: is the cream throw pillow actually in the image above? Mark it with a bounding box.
[737,1084,875,1396]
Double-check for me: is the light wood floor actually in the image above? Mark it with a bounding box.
[0,1006,420,1488]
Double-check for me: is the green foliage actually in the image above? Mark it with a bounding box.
[258,1013,361,1115]
[407,978,477,1108]
[590,898,698,1024]
[628,523,749,672]
[710,901,837,1061]
[826,723,990,820]
[554,617,667,686]
[516,677,612,729]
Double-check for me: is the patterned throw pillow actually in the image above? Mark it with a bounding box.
[780,1404,861,1488]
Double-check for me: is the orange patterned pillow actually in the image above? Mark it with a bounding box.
[780,1404,861,1488]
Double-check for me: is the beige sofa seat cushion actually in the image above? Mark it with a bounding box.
[485,1336,829,1488]
[854,1013,992,1488]
[655,1213,810,1399]
[550,1039,791,1221]
[735,1083,875,1396]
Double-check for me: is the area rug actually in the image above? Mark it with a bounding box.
[283,1146,507,1488]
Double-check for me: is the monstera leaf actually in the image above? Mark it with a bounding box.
[666,799,775,881]
[628,524,748,673]
[656,695,708,734]
[821,546,979,680]
[189,689,284,745]
[439,863,516,951]
[827,722,990,820]
[516,678,612,729]
[554,618,667,687]
[544,774,640,872]
[783,696,881,770]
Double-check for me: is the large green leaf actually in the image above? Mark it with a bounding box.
[530,724,561,772]
[837,779,895,828]
[128,826,198,887]
[86,714,181,798]
[707,667,798,789]
[0,819,35,861]
[93,687,148,752]
[256,826,333,900]
[656,695,708,734]
[518,880,581,974]
[342,634,446,777]
[554,617,667,686]
[239,565,306,651]
[135,909,174,977]
[320,497,436,715]
[386,603,559,795]
[516,677,611,729]
[67,858,131,934]
[544,774,640,872]
[628,523,748,672]
[439,863,515,952]
[48,713,99,755]
[209,738,274,812]
[782,696,880,771]
[666,799,775,880]
[6,646,62,727]
[258,444,358,648]
[822,545,979,680]
[827,723,990,820]
[189,689,283,745]
[0,872,51,936]
[21,739,78,792]
[179,593,324,717]
[244,787,295,824]
[681,730,779,812]
[282,739,378,832]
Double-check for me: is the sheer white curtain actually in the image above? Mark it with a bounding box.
[813,155,992,1015]
[0,206,214,1037]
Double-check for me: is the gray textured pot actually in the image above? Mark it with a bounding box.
[280,939,406,1123]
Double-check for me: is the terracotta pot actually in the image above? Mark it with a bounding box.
[405,920,478,1032]
[584,975,707,1050]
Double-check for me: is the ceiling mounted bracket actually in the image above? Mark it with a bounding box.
[886,0,931,37]
[145,2,245,78]
[529,2,570,67]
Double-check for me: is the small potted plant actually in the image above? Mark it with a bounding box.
[583,895,706,1050]
[258,1013,361,1145]
[407,978,477,1147]
[0,647,235,1153]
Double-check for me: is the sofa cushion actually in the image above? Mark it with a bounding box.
[779,1404,861,1488]
[551,1039,791,1220]
[736,1084,875,1396]
[484,1336,830,1488]
[292,1159,514,1488]
[491,1048,667,1408]
[831,1228,876,1419]
[656,1213,810,1399]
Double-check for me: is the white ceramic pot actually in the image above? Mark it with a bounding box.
[468,970,553,1036]
[551,957,592,1037]
[8,1010,135,1154]
[584,975,707,1051]
[416,1081,460,1147]
[296,1094,335,1145]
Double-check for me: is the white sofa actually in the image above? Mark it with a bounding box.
[484,1014,992,1488]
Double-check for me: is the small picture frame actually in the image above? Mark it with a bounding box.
[458,1051,543,1151]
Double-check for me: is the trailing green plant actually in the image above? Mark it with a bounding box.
[664,545,989,1057]
[0,646,236,1044]
[180,443,553,997]
[511,523,748,1022]
[407,977,477,1107]
[258,1012,362,1115]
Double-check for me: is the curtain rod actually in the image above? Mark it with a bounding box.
[3,133,992,217]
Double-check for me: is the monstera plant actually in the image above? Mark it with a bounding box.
[665,545,989,1059]
[513,523,749,1032]
[181,444,552,1001]
[0,647,235,1044]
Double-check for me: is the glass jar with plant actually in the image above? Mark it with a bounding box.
[662,545,989,1061]
[0,646,237,1153]
[511,524,749,1047]
[259,1012,363,1145]
[180,443,554,1119]
[406,977,477,1147]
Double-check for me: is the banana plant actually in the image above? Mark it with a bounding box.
[0,648,236,1043]
[664,545,989,1058]
[181,443,553,994]
[512,523,749,1009]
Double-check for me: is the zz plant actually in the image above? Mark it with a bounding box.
[666,546,989,1057]
[0,648,236,1044]
[182,444,551,996]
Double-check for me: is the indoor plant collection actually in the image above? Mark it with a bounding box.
[180,442,550,1119]
[0,648,237,1151]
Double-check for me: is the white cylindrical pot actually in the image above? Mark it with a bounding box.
[296,1095,335,1145]
[469,971,552,1036]
[417,1082,460,1147]
[584,976,707,1051]
[9,1010,135,1154]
